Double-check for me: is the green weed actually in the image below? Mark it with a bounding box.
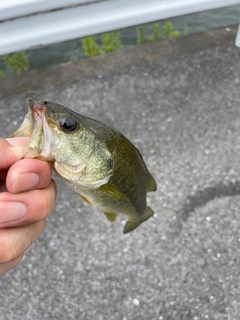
[81,21,181,58]
[136,22,180,46]
[3,52,29,74]
[136,25,147,45]
[101,31,122,53]
[82,31,123,57]
[164,22,180,39]
[81,37,102,57]
[184,22,189,36]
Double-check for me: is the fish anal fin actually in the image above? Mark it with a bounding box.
[103,211,118,222]
[78,194,94,207]
[123,206,154,234]
[147,172,157,192]
[98,184,128,200]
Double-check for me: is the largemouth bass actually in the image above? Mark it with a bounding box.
[10,98,157,233]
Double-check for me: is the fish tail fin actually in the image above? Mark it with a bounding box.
[123,206,154,234]
[139,206,154,223]
[147,172,157,192]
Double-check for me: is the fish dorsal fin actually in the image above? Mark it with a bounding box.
[147,172,157,192]
[98,184,128,200]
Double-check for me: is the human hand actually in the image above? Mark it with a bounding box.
[0,138,56,275]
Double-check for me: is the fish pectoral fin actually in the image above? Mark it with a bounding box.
[98,184,128,200]
[103,211,118,222]
[147,172,157,192]
[123,206,154,234]
[78,194,94,207]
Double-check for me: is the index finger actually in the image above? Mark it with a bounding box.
[0,138,28,171]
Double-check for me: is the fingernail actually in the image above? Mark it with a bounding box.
[0,202,27,223]
[13,173,39,192]
[6,137,28,146]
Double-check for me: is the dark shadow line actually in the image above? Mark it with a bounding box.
[180,180,240,221]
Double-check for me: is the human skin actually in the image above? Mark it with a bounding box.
[0,137,57,275]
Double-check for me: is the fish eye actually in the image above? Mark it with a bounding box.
[58,115,78,133]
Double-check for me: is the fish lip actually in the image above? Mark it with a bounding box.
[27,98,46,135]
[27,98,47,116]
[25,98,54,160]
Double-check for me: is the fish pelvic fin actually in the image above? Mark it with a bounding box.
[147,172,157,192]
[78,194,94,207]
[103,211,118,222]
[123,206,154,234]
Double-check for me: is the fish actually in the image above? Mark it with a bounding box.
[10,98,157,233]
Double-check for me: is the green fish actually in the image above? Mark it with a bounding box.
[10,98,157,233]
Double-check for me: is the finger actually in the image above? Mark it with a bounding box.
[0,255,23,276]
[6,137,29,147]
[0,138,26,170]
[6,159,53,193]
[0,179,57,227]
[0,220,46,264]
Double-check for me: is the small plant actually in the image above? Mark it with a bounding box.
[82,31,123,57]
[137,21,180,46]
[82,21,182,58]
[82,36,102,57]
[164,22,180,39]
[136,25,146,45]
[153,23,161,41]
[148,23,161,42]
[184,22,189,36]
[3,52,29,74]
[0,70,4,77]
[101,31,122,53]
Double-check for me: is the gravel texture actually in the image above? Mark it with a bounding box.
[0,27,240,320]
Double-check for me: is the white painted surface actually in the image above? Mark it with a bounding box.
[235,24,240,47]
[0,0,239,55]
[0,0,96,20]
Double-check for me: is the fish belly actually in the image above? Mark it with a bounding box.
[76,186,154,234]
[78,187,139,219]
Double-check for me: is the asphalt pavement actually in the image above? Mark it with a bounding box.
[0,25,240,320]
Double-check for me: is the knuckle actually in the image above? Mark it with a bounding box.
[0,235,19,263]
[37,219,46,235]
[30,189,52,220]
[28,220,46,247]
[40,192,52,218]
[12,254,24,268]
[40,182,56,217]
[38,161,52,184]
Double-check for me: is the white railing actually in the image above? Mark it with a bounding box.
[0,0,239,55]
[235,24,240,46]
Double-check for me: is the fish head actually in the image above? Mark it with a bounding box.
[14,98,114,189]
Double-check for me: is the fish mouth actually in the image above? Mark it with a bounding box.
[25,98,54,161]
